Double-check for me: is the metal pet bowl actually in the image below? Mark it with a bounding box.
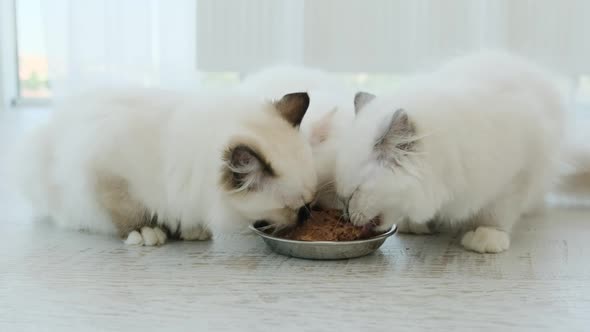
[249,223,397,260]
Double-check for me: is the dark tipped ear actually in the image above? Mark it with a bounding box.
[375,109,416,165]
[221,144,275,192]
[354,91,376,114]
[273,92,310,127]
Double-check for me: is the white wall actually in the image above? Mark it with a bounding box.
[196,0,304,72]
[38,0,590,94]
[196,0,590,75]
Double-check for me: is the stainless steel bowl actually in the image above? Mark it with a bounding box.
[249,224,397,260]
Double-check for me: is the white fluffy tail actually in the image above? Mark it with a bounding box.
[556,142,590,196]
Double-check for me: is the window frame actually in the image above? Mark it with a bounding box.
[1,0,52,111]
[0,0,19,111]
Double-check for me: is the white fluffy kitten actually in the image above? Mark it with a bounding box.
[20,88,317,245]
[335,52,570,253]
[241,65,355,209]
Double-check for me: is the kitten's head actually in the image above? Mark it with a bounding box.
[220,92,318,227]
[335,92,420,229]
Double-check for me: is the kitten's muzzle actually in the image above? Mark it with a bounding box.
[297,204,312,223]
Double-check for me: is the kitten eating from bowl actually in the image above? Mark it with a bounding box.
[18,89,318,246]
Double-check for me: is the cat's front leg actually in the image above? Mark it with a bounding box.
[460,227,509,253]
[396,219,432,235]
[348,189,381,227]
[96,173,168,246]
[460,196,517,253]
[180,224,212,241]
[380,208,433,234]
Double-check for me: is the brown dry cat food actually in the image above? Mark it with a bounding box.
[278,208,381,241]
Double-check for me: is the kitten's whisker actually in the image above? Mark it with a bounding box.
[310,194,320,206]
[266,222,292,236]
[316,180,335,193]
[301,196,312,215]
[321,187,337,194]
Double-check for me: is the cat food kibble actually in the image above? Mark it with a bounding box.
[277,208,382,241]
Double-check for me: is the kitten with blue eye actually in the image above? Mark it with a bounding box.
[335,52,590,253]
[18,89,317,246]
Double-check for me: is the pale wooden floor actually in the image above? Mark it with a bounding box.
[1,111,590,332]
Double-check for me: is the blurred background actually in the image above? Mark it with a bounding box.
[2,0,590,110]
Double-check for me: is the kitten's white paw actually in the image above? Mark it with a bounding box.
[124,230,144,245]
[461,227,510,253]
[181,225,212,241]
[153,227,168,244]
[124,226,167,246]
[397,220,431,234]
[349,211,374,227]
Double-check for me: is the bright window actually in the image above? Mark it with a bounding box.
[16,0,50,99]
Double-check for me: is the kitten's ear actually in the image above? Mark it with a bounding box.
[309,108,338,146]
[273,92,310,127]
[221,144,275,192]
[375,109,416,165]
[354,91,376,114]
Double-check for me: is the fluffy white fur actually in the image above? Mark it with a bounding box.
[19,88,317,245]
[241,65,355,208]
[335,52,569,253]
